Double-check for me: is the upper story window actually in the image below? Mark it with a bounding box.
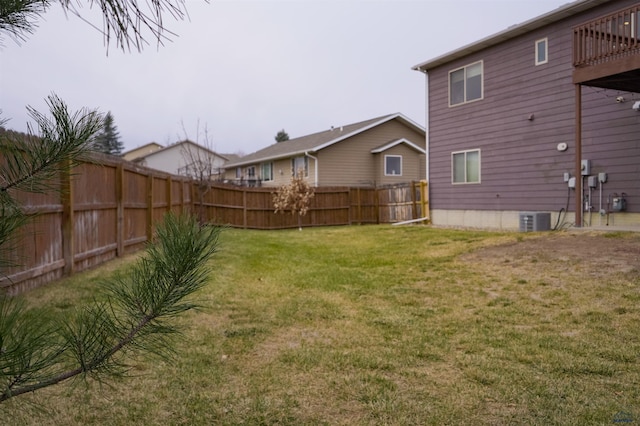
[449,61,483,106]
[535,38,548,65]
[261,162,273,181]
[384,155,402,176]
[452,149,480,184]
[246,166,256,179]
[291,156,308,177]
[235,167,242,179]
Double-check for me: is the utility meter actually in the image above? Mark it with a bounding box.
[612,194,627,212]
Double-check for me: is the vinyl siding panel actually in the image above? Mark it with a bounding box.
[318,120,425,187]
[427,0,640,215]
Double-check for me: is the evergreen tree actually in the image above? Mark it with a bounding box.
[275,129,290,142]
[94,112,124,155]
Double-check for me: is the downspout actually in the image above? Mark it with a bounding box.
[305,151,318,187]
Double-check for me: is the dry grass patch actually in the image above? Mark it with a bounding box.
[3,226,640,425]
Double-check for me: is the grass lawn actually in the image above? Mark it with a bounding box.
[4,225,640,425]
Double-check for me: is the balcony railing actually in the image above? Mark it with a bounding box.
[573,4,640,67]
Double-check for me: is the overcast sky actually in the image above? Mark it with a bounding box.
[1,0,571,155]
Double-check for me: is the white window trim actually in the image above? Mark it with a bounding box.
[261,162,273,181]
[535,38,548,66]
[384,155,403,176]
[448,60,484,107]
[451,149,481,184]
[291,156,309,177]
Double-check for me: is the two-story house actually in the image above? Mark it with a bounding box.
[413,0,640,230]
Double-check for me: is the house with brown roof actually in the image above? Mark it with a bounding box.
[223,113,426,187]
[413,0,640,230]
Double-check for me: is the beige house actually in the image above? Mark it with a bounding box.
[122,142,164,162]
[224,113,426,187]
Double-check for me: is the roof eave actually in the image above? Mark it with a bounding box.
[412,0,609,72]
[225,149,316,168]
[371,138,426,155]
[225,113,425,168]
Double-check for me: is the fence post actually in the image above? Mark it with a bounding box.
[374,187,380,224]
[146,173,154,242]
[357,187,362,225]
[410,181,418,220]
[61,161,75,275]
[166,176,173,216]
[243,188,248,229]
[420,180,429,221]
[116,162,124,257]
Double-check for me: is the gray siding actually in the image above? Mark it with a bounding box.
[427,0,640,214]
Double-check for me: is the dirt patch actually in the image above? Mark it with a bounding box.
[460,231,640,281]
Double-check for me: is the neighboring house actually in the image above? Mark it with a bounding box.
[223,113,426,187]
[413,0,640,230]
[122,142,164,162]
[129,140,229,180]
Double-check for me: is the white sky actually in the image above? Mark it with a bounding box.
[0,0,571,155]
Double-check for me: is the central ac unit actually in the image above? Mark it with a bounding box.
[519,212,551,232]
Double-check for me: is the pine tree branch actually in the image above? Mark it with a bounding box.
[0,94,102,194]
[0,213,221,403]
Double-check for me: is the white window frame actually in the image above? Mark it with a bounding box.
[291,156,308,177]
[246,165,256,179]
[451,149,481,184]
[261,162,273,181]
[384,155,402,176]
[448,60,483,107]
[535,38,548,66]
[235,167,242,179]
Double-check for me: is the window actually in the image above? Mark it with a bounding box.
[261,162,273,181]
[535,38,548,65]
[449,61,483,106]
[452,149,480,184]
[246,166,255,179]
[384,155,402,176]
[235,167,242,179]
[291,156,308,176]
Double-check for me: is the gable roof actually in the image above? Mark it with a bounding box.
[412,0,609,72]
[371,138,426,154]
[225,113,425,168]
[122,142,164,161]
[123,141,163,154]
[135,140,229,162]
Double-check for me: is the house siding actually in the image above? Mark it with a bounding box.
[427,0,640,221]
[318,120,425,187]
[225,117,425,188]
[142,144,226,177]
[373,144,425,185]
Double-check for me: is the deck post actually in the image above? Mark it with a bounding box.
[575,84,582,228]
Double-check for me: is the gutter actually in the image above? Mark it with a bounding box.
[412,0,609,72]
[424,71,430,184]
[305,151,319,187]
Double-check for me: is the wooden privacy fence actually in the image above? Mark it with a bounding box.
[2,159,427,294]
[1,153,192,294]
[198,181,429,230]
